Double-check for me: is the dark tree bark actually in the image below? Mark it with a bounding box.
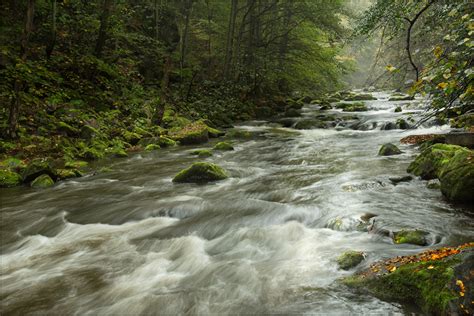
[45,0,57,59]
[223,0,238,80]
[6,0,35,139]
[94,0,113,58]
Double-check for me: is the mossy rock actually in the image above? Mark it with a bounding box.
[157,136,177,147]
[56,168,82,180]
[122,130,142,145]
[396,118,410,129]
[0,169,22,187]
[80,125,99,140]
[226,129,256,139]
[145,144,161,151]
[394,106,402,113]
[0,141,16,154]
[393,229,429,246]
[213,142,234,151]
[79,147,104,160]
[389,94,414,101]
[173,162,228,183]
[30,174,55,188]
[0,158,26,173]
[407,144,468,180]
[191,149,213,157]
[336,102,368,112]
[112,148,128,158]
[207,127,225,138]
[439,148,474,202]
[450,113,474,130]
[344,93,377,101]
[342,244,473,314]
[379,143,402,156]
[21,158,57,183]
[294,119,328,130]
[337,251,365,270]
[426,180,441,190]
[170,121,210,145]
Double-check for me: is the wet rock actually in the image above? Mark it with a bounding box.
[336,102,368,112]
[394,106,402,113]
[337,251,365,270]
[426,179,441,190]
[294,120,328,130]
[343,243,474,315]
[445,132,474,148]
[172,162,228,183]
[191,149,213,157]
[214,142,234,151]
[275,118,296,128]
[350,121,377,131]
[0,169,22,187]
[284,108,301,117]
[388,94,414,101]
[378,143,402,156]
[392,229,429,246]
[389,175,413,185]
[65,160,88,169]
[344,93,377,101]
[56,168,82,180]
[380,122,397,130]
[400,134,445,145]
[30,174,55,188]
[170,121,210,145]
[207,126,225,138]
[395,118,411,130]
[360,213,378,222]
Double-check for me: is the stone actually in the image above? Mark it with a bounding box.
[344,93,377,101]
[145,144,161,151]
[21,158,57,183]
[445,132,474,148]
[0,169,22,187]
[56,168,82,180]
[30,174,55,188]
[294,120,328,130]
[337,251,365,270]
[172,162,228,183]
[378,143,402,156]
[191,149,213,157]
[170,121,210,145]
[394,106,402,112]
[213,142,234,151]
[392,229,429,246]
[389,94,414,101]
[389,175,413,184]
[426,179,441,190]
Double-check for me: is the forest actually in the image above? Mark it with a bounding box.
[0,0,473,315]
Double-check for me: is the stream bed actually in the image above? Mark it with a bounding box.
[1,91,473,315]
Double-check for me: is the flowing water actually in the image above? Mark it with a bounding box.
[1,91,473,315]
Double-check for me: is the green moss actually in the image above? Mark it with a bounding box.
[65,160,88,169]
[379,143,402,156]
[345,259,458,314]
[389,94,415,101]
[207,126,225,138]
[172,162,228,183]
[393,230,428,246]
[191,149,213,157]
[122,130,142,145]
[0,158,26,172]
[31,174,55,188]
[337,251,365,270]
[0,169,22,187]
[57,168,82,180]
[439,148,474,202]
[157,136,176,147]
[21,158,57,183]
[213,142,234,151]
[79,147,104,160]
[226,129,254,139]
[145,144,161,151]
[169,121,209,145]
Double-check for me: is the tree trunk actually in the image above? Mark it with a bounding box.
[223,0,238,80]
[94,0,113,58]
[154,55,173,125]
[6,0,35,139]
[45,0,57,59]
[278,0,292,91]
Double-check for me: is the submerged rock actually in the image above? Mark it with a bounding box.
[378,143,402,156]
[172,162,228,183]
[392,229,429,246]
[213,142,234,151]
[342,243,474,315]
[389,175,413,185]
[337,251,365,270]
[30,174,55,188]
[394,106,402,113]
[426,179,441,190]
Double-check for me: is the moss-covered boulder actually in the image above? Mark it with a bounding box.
[337,251,365,270]
[0,169,22,187]
[213,142,234,151]
[207,126,225,138]
[336,102,368,112]
[378,143,402,156]
[145,144,161,151]
[393,229,429,246]
[30,174,55,188]
[191,149,213,157]
[438,147,474,202]
[21,158,57,183]
[343,243,473,315]
[173,162,228,183]
[389,94,414,101]
[170,121,210,145]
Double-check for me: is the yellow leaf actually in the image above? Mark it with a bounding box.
[427,265,434,269]
[389,266,397,272]
[433,46,443,59]
[437,82,448,89]
[385,65,397,72]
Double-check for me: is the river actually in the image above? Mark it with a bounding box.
[1,91,473,315]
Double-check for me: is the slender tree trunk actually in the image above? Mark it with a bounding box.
[6,0,35,139]
[278,0,292,91]
[404,0,434,82]
[94,0,113,58]
[45,0,57,59]
[154,55,173,125]
[223,0,238,80]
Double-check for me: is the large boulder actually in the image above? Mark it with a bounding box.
[172,162,228,183]
[445,132,474,148]
[378,143,402,156]
[343,243,474,315]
